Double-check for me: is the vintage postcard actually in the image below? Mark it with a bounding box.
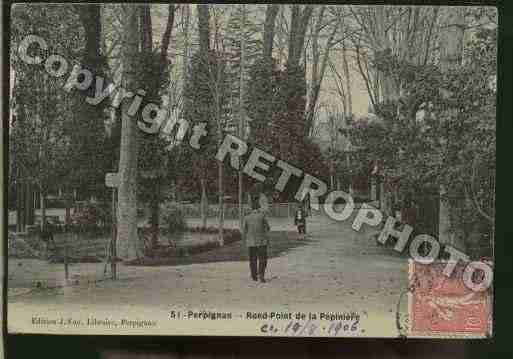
[6,3,495,338]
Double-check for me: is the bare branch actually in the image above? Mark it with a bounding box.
[160,4,177,70]
[355,42,376,109]
[263,5,280,60]
[468,157,494,224]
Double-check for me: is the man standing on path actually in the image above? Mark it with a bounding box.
[244,199,271,283]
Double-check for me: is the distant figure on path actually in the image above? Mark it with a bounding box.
[244,199,271,283]
[294,204,307,238]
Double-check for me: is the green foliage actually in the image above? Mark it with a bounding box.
[247,58,330,201]
[349,24,496,244]
[246,58,285,149]
[224,5,263,111]
[136,50,172,207]
[11,4,115,204]
[11,4,86,195]
[180,49,230,195]
[162,203,187,234]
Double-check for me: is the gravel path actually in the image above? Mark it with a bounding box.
[8,212,408,336]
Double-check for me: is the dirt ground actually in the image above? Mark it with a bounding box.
[8,211,409,336]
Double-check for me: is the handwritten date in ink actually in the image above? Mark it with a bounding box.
[260,318,360,337]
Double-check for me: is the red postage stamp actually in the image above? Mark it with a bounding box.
[409,261,492,337]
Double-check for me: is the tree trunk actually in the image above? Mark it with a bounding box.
[140,4,158,249]
[160,4,176,72]
[284,5,314,148]
[438,8,466,250]
[238,4,247,232]
[200,178,208,229]
[140,4,152,53]
[196,4,211,232]
[306,7,323,135]
[439,8,465,73]
[197,5,210,56]
[216,77,224,246]
[74,4,104,203]
[341,40,352,118]
[140,4,176,250]
[218,159,224,246]
[263,5,280,61]
[40,191,46,231]
[182,4,191,89]
[149,182,160,248]
[16,177,24,232]
[117,5,141,261]
[305,8,338,136]
[65,195,72,226]
[25,184,34,227]
[287,5,301,67]
[287,5,314,71]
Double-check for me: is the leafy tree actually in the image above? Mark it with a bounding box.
[136,4,177,248]
[66,5,111,203]
[11,4,85,230]
[181,5,231,231]
[348,18,496,256]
